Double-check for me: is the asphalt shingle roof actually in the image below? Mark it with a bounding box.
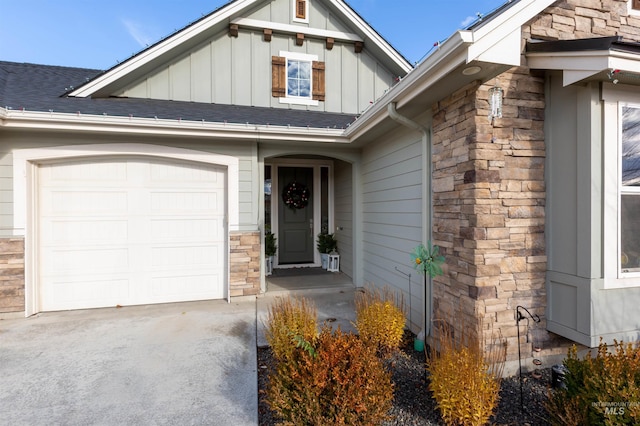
[0,61,358,129]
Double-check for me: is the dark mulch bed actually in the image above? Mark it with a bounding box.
[258,333,552,425]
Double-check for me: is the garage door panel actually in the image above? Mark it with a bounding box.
[151,245,223,268]
[151,218,222,241]
[150,274,223,300]
[150,162,224,185]
[150,191,222,213]
[48,161,128,183]
[48,279,130,309]
[43,220,129,245]
[45,191,128,215]
[44,248,130,275]
[38,157,227,312]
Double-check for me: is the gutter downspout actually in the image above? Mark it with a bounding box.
[387,102,433,337]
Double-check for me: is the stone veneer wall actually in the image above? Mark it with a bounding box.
[229,231,261,297]
[430,0,640,362]
[0,233,259,313]
[0,238,25,313]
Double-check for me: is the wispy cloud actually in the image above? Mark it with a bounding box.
[121,18,154,47]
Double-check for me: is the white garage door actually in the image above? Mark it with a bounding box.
[38,157,227,311]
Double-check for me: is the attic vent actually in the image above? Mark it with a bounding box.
[294,0,307,22]
[296,0,306,18]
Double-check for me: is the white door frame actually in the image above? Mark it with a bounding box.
[266,158,334,269]
[13,143,239,316]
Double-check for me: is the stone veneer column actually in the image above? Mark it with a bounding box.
[431,69,562,362]
[229,231,261,297]
[0,238,25,313]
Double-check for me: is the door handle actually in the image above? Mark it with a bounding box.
[310,218,313,237]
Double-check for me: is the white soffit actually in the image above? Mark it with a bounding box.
[527,50,640,86]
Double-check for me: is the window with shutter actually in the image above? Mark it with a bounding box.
[272,56,286,98]
[632,0,640,11]
[272,52,324,105]
[312,61,325,101]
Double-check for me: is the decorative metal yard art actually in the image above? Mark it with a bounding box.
[411,242,445,279]
[410,242,445,350]
[516,305,541,411]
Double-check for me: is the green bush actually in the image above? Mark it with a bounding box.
[546,340,640,425]
[266,326,394,425]
[354,285,405,355]
[264,296,317,362]
[427,315,505,426]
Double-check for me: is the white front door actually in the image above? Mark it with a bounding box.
[38,156,226,311]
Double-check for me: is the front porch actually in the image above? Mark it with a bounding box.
[265,267,354,293]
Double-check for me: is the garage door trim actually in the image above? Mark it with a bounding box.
[13,143,239,316]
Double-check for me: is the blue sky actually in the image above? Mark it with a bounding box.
[0,0,506,70]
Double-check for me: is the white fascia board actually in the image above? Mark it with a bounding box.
[527,50,640,86]
[470,28,522,67]
[232,17,363,42]
[467,0,556,66]
[345,31,471,139]
[69,0,259,98]
[328,0,412,73]
[0,109,349,144]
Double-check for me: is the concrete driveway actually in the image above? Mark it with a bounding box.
[0,299,257,426]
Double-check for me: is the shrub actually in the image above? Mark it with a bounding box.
[266,326,394,425]
[264,296,317,362]
[265,231,277,257]
[354,285,406,355]
[427,314,505,426]
[546,340,640,426]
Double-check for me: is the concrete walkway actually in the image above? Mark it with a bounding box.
[0,284,359,425]
[0,299,257,426]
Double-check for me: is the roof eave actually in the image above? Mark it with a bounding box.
[526,49,640,86]
[345,0,558,140]
[344,30,474,139]
[0,108,350,143]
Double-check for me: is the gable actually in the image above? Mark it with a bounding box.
[70,0,411,116]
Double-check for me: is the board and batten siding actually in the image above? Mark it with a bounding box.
[545,73,640,347]
[0,133,260,237]
[114,0,398,115]
[334,159,353,279]
[361,126,425,333]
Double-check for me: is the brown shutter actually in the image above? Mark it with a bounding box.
[634,0,640,10]
[312,61,325,101]
[296,0,306,19]
[272,56,286,98]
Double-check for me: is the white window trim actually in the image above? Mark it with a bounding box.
[278,51,319,107]
[628,0,640,17]
[292,0,309,24]
[603,84,640,288]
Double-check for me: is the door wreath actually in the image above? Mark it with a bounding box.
[282,181,310,210]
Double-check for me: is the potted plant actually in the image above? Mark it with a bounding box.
[317,233,337,269]
[265,231,277,276]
